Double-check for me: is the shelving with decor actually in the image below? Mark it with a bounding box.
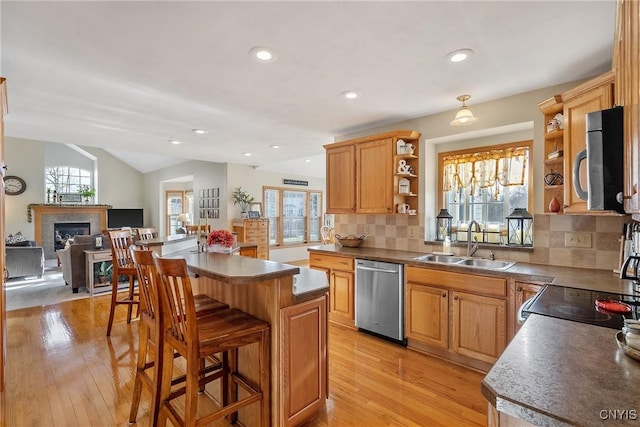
[394,140,420,214]
[538,95,565,213]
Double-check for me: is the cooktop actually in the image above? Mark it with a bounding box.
[522,285,639,329]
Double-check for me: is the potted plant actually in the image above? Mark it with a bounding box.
[78,185,96,204]
[95,261,113,284]
[231,186,254,217]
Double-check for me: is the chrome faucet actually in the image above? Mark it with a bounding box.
[467,220,481,257]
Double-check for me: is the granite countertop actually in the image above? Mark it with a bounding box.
[293,266,329,296]
[307,245,638,295]
[482,314,640,426]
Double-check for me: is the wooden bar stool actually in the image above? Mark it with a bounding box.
[154,255,270,427]
[135,227,157,241]
[128,247,229,425]
[105,229,140,336]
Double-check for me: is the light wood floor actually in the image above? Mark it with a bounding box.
[0,294,487,426]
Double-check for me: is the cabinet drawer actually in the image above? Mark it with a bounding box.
[309,253,354,272]
[406,266,506,297]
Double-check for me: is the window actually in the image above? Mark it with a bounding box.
[166,190,193,235]
[263,186,323,246]
[45,166,92,198]
[437,140,532,243]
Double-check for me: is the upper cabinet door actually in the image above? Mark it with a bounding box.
[562,72,614,214]
[356,138,394,214]
[614,0,640,216]
[326,144,355,214]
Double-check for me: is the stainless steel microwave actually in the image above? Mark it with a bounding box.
[573,106,625,213]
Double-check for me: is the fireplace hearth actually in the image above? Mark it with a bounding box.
[54,222,90,251]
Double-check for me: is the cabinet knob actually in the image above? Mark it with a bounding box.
[442,293,446,298]
[453,295,459,300]
[517,287,523,292]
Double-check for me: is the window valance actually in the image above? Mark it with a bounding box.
[442,146,529,195]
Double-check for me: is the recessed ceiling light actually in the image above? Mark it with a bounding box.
[304,159,311,163]
[192,129,208,134]
[271,145,280,149]
[341,90,359,100]
[249,46,278,62]
[445,48,474,63]
[169,140,183,145]
[243,152,252,157]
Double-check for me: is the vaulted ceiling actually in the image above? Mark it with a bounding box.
[1,1,616,177]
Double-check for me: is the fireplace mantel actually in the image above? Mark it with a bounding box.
[29,204,111,259]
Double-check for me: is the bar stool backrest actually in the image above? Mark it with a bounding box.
[129,246,158,322]
[136,227,157,241]
[153,255,197,349]
[108,229,136,269]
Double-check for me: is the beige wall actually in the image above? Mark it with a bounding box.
[4,137,144,241]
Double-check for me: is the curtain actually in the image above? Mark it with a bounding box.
[442,147,528,197]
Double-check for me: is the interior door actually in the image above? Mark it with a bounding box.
[1,77,8,392]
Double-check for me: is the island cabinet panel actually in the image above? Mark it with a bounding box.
[561,71,615,214]
[280,295,328,427]
[451,291,507,364]
[405,266,508,371]
[309,253,355,328]
[513,281,544,334]
[355,138,394,213]
[325,144,355,213]
[405,283,448,349]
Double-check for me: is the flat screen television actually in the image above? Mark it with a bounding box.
[107,208,144,229]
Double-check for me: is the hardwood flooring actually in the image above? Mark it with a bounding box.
[0,295,487,426]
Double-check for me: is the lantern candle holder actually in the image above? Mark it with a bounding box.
[435,208,453,241]
[506,208,533,246]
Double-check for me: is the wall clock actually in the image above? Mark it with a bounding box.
[4,175,26,195]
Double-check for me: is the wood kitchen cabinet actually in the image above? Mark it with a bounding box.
[405,283,448,349]
[325,144,355,213]
[280,294,328,426]
[308,252,355,328]
[356,138,394,213]
[514,281,543,333]
[324,130,421,215]
[406,266,508,371]
[614,0,640,216]
[561,71,615,214]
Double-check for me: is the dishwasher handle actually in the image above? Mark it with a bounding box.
[356,265,398,274]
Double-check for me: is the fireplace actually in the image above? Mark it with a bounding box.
[30,205,110,259]
[54,222,90,251]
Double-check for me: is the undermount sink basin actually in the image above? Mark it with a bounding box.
[456,258,516,270]
[412,254,516,271]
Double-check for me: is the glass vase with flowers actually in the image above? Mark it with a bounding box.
[206,229,235,253]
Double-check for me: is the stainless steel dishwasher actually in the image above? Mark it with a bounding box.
[355,258,405,343]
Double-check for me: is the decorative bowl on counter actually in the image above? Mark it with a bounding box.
[335,234,365,248]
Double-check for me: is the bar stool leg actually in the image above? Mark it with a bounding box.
[106,276,119,337]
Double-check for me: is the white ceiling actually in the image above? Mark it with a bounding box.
[1,1,616,177]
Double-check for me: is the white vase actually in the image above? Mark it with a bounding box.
[241,212,248,219]
[208,244,233,254]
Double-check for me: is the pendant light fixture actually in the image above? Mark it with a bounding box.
[450,94,479,126]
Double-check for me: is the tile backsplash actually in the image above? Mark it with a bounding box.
[333,213,629,271]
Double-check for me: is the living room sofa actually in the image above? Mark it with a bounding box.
[57,235,110,293]
[5,242,45,279]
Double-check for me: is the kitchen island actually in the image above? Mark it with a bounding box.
[166,250,329,427]
[483,314,640,426]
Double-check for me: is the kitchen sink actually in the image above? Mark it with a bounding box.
[413,254,465,263]
[412,254,516,270]
[456,258,516,270]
